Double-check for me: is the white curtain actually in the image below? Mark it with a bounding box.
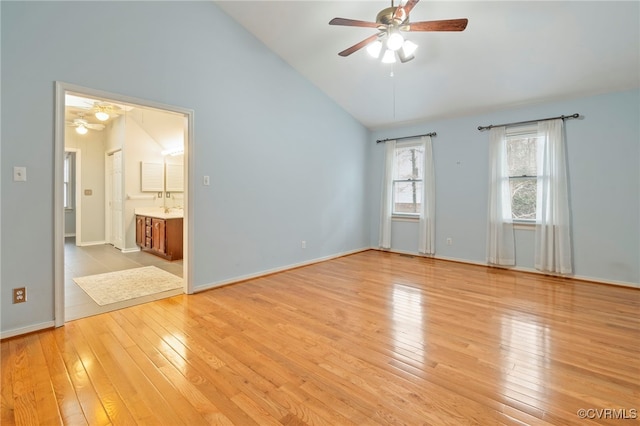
[535,119,572,274]
[418,136,435,255]
[379,140,396,249]
[486,126,515,265]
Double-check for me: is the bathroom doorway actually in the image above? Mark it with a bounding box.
[54,82,194,325]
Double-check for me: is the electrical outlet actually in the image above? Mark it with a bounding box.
[446,238,453,245]
[301,240,306,249]
[13,166,27,182]
[13,287,26,304]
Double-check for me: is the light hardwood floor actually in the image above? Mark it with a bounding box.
[65,237,183,321]
[3,250,639,425]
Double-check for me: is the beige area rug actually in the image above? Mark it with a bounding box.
[73,266,183,306]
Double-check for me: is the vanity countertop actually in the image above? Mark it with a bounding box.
[135,207,184,219]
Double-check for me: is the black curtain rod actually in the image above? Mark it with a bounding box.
[477,113,580,131]
[376,132,436,143]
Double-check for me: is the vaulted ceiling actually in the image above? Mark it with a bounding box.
[215,1,639,130]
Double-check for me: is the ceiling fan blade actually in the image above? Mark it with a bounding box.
[329,17,380,29]
[407,18,468,32]
[338,34,380,57]
[86,123,105,131]
[393,0,420,21]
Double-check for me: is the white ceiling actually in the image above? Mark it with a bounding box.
[215,1,639,130]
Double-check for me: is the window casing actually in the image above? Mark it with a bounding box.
[506,126,539,222]
[64,152,74,210]
[392,142,424,216]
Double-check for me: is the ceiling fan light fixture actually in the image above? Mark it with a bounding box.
[95,111,110,121]
[381,49,396,64]
[76,124,88,135]
[386,31,404,51]
[367,40,383,58]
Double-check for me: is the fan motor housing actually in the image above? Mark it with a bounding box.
[376,6,407,26]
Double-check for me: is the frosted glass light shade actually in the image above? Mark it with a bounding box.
[387,32,404,51]
[381,49,396,64]
[95,111,110,121]
[401,40,418,57]
[76,125,88,135]
[367,40,383,58]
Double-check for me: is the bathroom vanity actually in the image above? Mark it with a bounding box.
[135,208,183,261]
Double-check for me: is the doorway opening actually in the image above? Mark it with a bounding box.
[54,82,194,325]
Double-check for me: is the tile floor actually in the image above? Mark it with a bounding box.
[65,237,184,321]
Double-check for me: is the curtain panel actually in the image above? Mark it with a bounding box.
[535,119,573,274]
[418,136,436,255]
[379,140,396,249]
[486,126,516,265]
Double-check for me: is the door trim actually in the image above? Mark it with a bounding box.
[54,81,195,327]
[64,148,81,244]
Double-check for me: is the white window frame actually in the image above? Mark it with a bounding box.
[391,141,424,219]
[506,125,538,225]
[64,152,74,210]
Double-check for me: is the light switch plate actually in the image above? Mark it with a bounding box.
[13,166,27,182]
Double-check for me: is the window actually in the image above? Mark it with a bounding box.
[64,152,74,209]
[506,127,539,221]
[392,142,424,215]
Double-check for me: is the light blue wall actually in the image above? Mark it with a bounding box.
[370,89,640,286]
[0,1,370,333]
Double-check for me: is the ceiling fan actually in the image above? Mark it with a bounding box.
[329,0,468,63]
[65,94,126,122]
[66,113,106,135]
[87,101,124,121]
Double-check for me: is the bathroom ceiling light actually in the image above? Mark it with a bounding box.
[75,124,88,135]
[95,111,110,121]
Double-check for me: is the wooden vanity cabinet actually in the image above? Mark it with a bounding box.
[135,215,183,261]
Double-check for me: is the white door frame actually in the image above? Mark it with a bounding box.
[64,148,82,244]
[107,150,124,249]
[54,81,195,327]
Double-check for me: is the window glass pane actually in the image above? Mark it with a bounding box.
[510,177,536,220]
[507,137,537,177]
[393,181,423,214]
[64,154,70,183]
[394,145,424,180]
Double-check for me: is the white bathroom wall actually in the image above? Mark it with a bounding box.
[123,115,166,251]
[64,127,106,245]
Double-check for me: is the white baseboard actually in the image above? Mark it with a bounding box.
[194,247,370,293]
[374,248,640,289]
[121,247,141,253]
[78,240,107,247]
[0,321,55,340]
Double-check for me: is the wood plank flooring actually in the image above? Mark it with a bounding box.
[2,250,639,425]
